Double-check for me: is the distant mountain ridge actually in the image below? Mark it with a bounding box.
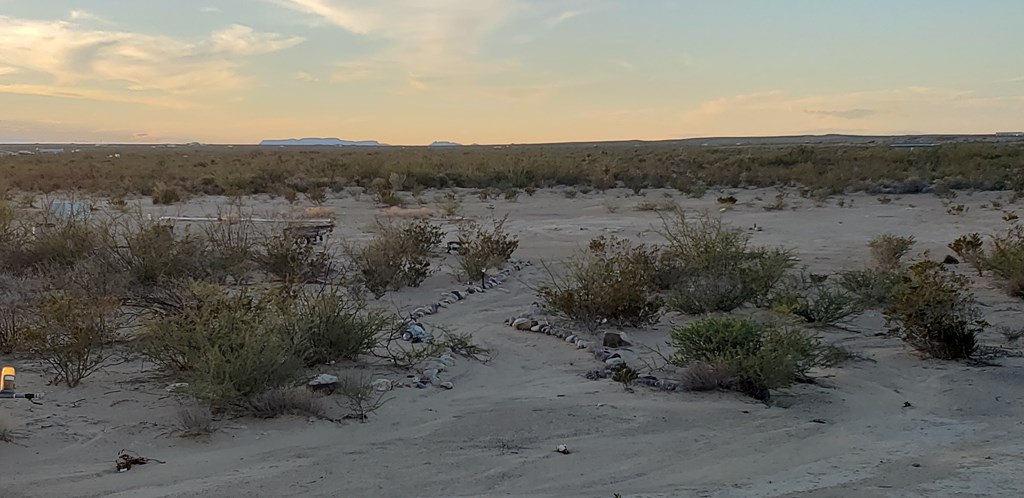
[259,138,383,146]
[429,141,461,147]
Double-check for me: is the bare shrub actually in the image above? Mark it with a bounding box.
[658,210,793,314]
[868,234,915,271]
[349,218,442,298]
[28,292,123,387]
[338,375,390,421]
[433,191,463,217]
[1000,326,1024,343]
[670,317,830,401]
[680,362,729,392]
[253,234,332,283]
[176,401,215,437]
[151,182,184,205]
[456,215,519,281]
[539,236,663,329]
[305,186,327,205]
[885,261,983,359]
[245,387,325,419]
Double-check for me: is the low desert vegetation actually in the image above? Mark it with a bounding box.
[539,236,663,329]
[455,216,519,281]
[670,317,835,401]
[836,233,915,308]
[868,234,916,271]
[885,261,984,360]
[770,274,863,326]
[657,210,794,314]
[348,218,443,298]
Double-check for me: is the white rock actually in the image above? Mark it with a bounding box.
[565,335,577,343]
[371,379,393,392]
[511,317,531,329]
[308,374,339,386]
[440,381,454,390]
[166,382,189,392]
[555,444,570,454]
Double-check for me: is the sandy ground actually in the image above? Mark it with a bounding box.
[3,187,1024,498]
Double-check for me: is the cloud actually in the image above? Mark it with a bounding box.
[0,15,304,101]
[804,108,876,120]
[294,71,319,82]
[276,0,590,85]
[200,6,222,13]
[545,10,585,28]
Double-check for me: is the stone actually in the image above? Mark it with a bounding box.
[512,317,531,329]
[565,335,577,343]
[943,254,960,265]
[424,368,441,379]
[576,340,589,349]
[515,320,538,331]
[605,357,625,367]
[555,444,570,454]
[440,381,454,390]
[602,332,631,349]
[530,324,542,332]
[414,382,429,389]
[308,374,339,386]
[166,382,189,393]
[371,379,393,392]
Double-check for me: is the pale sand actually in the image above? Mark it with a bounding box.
[2,188,1024,498]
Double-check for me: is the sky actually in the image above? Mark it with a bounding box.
[0,0,1022,144]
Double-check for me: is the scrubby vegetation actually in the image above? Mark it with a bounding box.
[539,236,663,329]
[455,216,519,281]
[770,274,863,326]
[2,143,1023,198]
[658,210,793,313]
[885,261,984,359]
[348,218,443,298]
[670,317,835,401]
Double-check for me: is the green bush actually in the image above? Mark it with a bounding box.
[658,211,793,313]
[139,283,303,410]
[670,317,830,401]
[985,226,1024,298]
[456,215,519,281]
[885,261,983,359]
[836,268,904,308]
[771,275,863,326]
[539,236,663,329]
[949,233,985,276]
[292,290,392,366]
[253,235,333,283]
[349,218,442,298]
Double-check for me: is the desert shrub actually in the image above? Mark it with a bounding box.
[349,219,443,297]
[885,261,983,359]
[771,277,863,326]
[338,375,390,421]
[253,235,332,283]
[680,362,729,391]
[305,186,327,205]
[635,199,677,212]
[670,317,830,401]
[199,220,257,281]
[139,283,303,409]
[949,233,985,276]
[658,210,793,313]
[27,292,123,387]
[176,401,215,437]
[836,268,903,308]
[0,276,33,354]
[3,217,107,272]
[151,182,184,205]
[117,222,206,286]
[868,234,915,271]
[538,236,663,329]
[433,192,462,217]
[291,289,392,366]
[985,225,1024,297]
[456,216,519,281]
[245,387,325,419]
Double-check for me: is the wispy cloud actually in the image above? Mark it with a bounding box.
[276,0,591,87]
[200,6,222,13]
[0,15,303,101]
[545,10,585,28]
[294,71,319,82]
[804,108,876,120]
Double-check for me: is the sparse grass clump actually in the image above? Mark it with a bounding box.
[539,236,663,329]
[350,218,443,298]
[885,261,983,359]
[176,401,215,437]
[245,388,325,419]
[657,210,793,314]
[456,216,519,281]
[670,317,831,401]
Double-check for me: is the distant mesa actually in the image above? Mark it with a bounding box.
[259,138,383,147]
[429,141,461,147]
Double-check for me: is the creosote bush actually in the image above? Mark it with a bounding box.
[657,210,793,313]
[28,292,123,387]
[670,317,831,401]
[456,215,519,281]
[292,289,393,366]
[253,234,333,283]
[885,261,983,359]
[984,225,1024,298]
[771,275,863,326]
[350,218,443,298]
[539,236,663,329]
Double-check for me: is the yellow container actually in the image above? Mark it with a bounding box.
[1,366,14,392]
